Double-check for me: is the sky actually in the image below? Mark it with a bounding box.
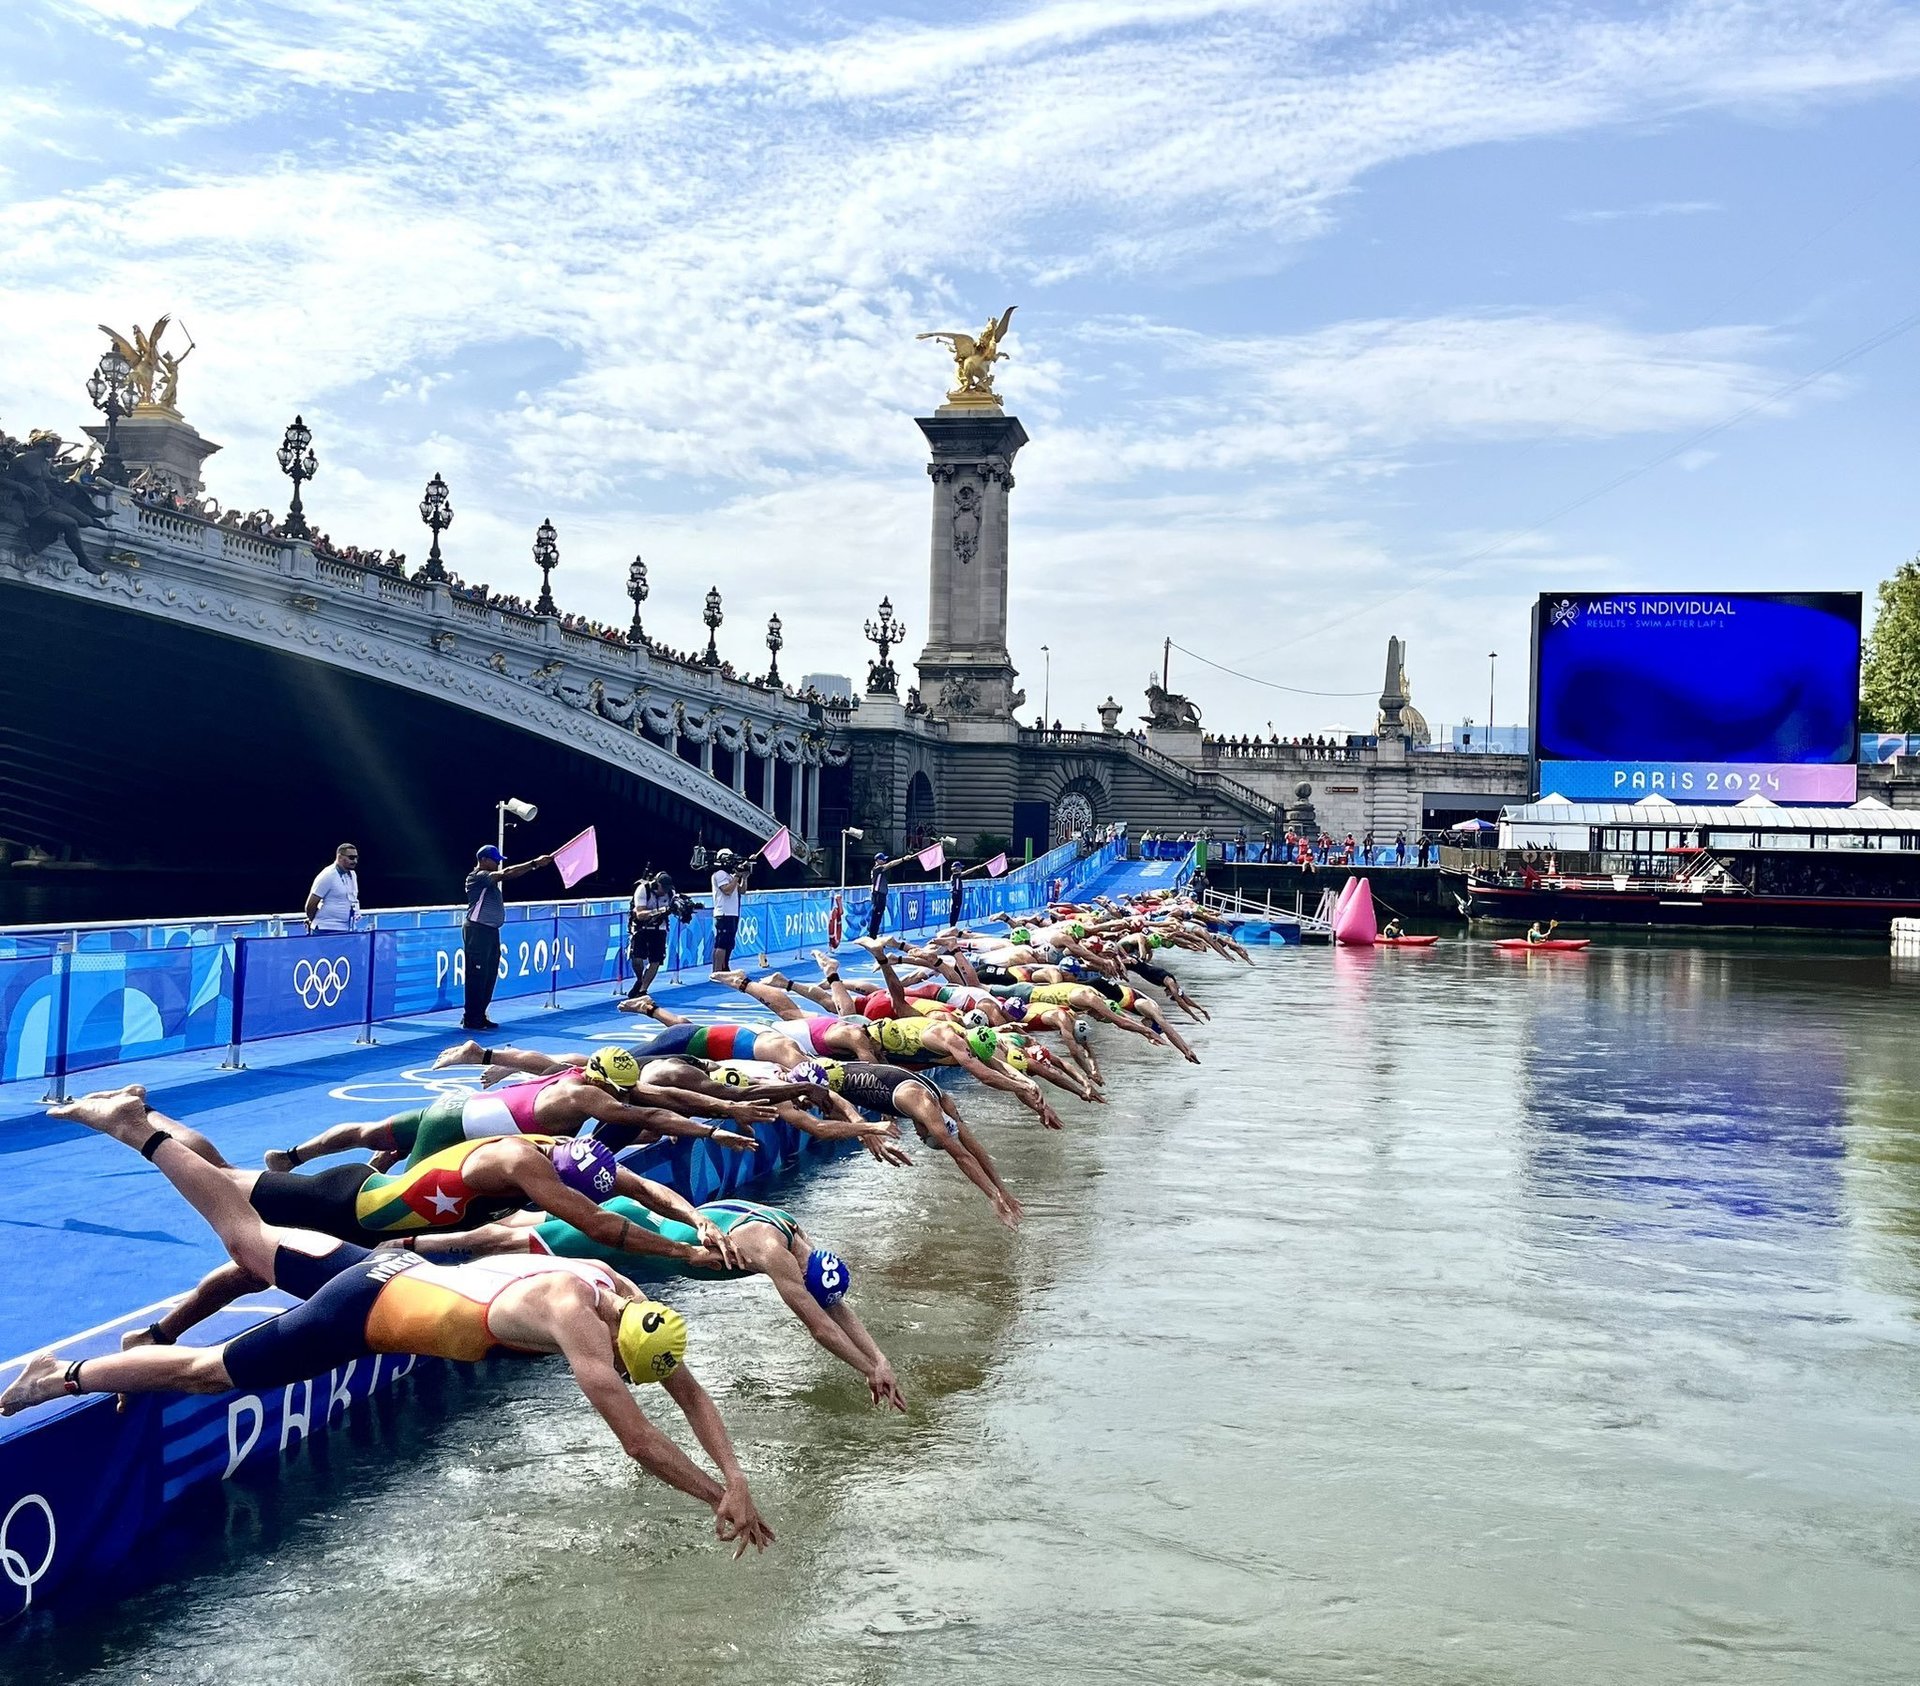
[3,0,1918,738]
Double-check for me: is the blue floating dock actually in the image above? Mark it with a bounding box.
[0,836,1162,1623]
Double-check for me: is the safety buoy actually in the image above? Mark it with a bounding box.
[828,893,844,949]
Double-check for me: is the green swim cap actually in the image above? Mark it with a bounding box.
[1071,923,1087,939]
[1148,934,1164,950]
[1011,927,1031,944]
[966,1025,998,1061]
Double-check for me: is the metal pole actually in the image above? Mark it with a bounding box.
[355,931,378,1045]
[497,801,506,856]
[40,941,74,1106]
[1487,652,1497,754]
[223,938,250,1070]
[546,916,561,1010]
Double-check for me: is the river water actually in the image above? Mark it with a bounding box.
[10,938,1920,1684]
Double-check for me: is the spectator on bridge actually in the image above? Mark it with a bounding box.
[461,842,553,1031]
[304,842,360,933]
[1394,831,1408,865]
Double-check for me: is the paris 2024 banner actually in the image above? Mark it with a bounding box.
[1531,592,1862,803]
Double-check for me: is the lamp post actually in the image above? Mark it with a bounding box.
[840,825,864,888]
[626,554,649,645]
[417,473,452,582]
[1041,642,1051,723]
[533,518,559,615]
[1487,651,1497,754]
[864,596,905,694]
[703,585,724,666]
[276,415,317,538]
[765,611,783,686]
[84,349,133,486]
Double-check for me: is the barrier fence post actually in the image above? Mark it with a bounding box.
[39,942,74,1106]
[222,938,249,1070]
[546,917,561,1010]
[355,931,378,1045]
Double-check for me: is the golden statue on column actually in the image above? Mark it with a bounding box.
[917,305,1016,408]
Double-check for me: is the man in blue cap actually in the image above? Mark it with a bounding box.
[463,842,553,1030]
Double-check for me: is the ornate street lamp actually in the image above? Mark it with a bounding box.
[765,611,783,686]
[417,472,453,582]
[864,595,906,695]
[84,348,134,486]
[703,584,724,666]
[626,554,649,645]
[276,415,317,538]
[532,517,559,615]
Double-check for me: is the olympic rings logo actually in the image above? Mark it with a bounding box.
[293,956,352,1010]
[1,1493,55,1607]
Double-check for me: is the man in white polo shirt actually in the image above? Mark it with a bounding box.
[304,842,361,933]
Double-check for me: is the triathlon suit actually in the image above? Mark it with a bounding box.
[858,989,953,1021]
[1126,960,1177,990]
[830,1059,952,1138]
[970,963,1018,987]
[799,1016,861,1056]
[388,1072,574,1165]
[633,1023,767,1061]
[530,1196,792,1284]
[249,1134,576,1241]
[221,1243,617,1393]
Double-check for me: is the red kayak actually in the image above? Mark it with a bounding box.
[1375,935,1440,947]
[1494,938,1591,951]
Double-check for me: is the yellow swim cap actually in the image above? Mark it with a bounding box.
[587,1047,642,1089]
[1001,1043,1029,1075]
[617,1299,687,1384]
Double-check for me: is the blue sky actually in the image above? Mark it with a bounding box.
[3,0,1917,737]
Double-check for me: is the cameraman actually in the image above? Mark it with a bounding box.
[709,847,752,975]
[624,870,678,1002]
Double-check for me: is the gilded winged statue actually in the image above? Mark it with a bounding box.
[917,305,1016,403]
[97,315,176,411]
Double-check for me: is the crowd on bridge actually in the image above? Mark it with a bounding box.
[1141,827,1440,867]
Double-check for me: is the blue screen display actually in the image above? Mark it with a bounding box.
[1533,593,1860,801]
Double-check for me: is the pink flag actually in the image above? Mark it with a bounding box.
[761,827,793,868]
[984,853,1008,878]
[552,826,599,889]
[917,842,946,872]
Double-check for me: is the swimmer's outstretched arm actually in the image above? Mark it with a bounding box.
[548,1305,773,1556]
[750,1239,904,1410]
[579,1091,762,1152]
[945,1044,1061,1130]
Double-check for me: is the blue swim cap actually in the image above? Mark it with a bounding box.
[804,1247,850,1307]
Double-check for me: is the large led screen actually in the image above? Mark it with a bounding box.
[1532,593,1861,802]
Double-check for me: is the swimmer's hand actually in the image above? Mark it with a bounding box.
[694,1216,741,1268]
[718,1100,781,1125]
[708,1126,759,1153]
[867,1358,907,1413]
[713,1482,774,1558]
[862,1133,913,1168]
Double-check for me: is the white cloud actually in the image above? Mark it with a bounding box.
[2,0,1915,728]
[1565,199,1724,222]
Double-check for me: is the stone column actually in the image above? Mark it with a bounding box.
[731,736,747,795]
[788,758,804,835]
[700,737,714,777]
[761,752,776,814]
[803,763,820,843]
[914,408,1029,722]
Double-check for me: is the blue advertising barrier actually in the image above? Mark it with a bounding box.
[233,932,375,1046]
[1,837,1125,1089]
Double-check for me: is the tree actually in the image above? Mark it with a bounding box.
[1861,558,1920,733]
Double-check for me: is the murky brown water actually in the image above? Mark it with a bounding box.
[10,939,1920,1684]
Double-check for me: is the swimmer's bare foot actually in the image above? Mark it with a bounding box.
[715,970,749,989]
[262,1148,299,1173]
[1,1354,71,1415]
[618,996,657,1016]
[48,1087,153,1145]
[764,972,791,990]
[852,936,889,956]
[121,1324,157,1350]
[810,949,839,980]
[434,1039,484,1070]
[480,1064,509,1089]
